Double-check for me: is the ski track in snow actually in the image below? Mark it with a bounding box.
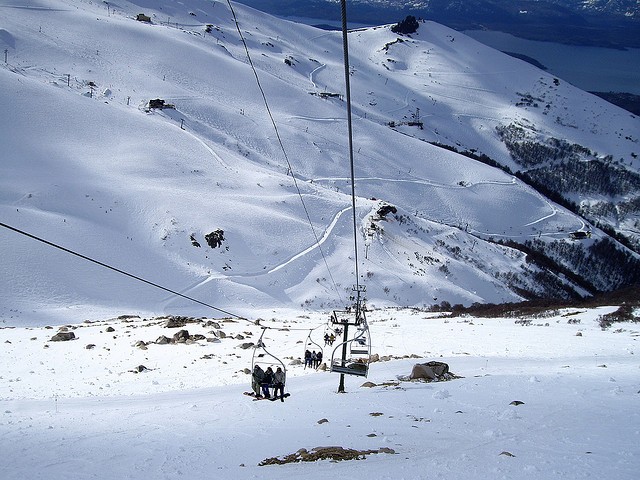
[174,205,352,298]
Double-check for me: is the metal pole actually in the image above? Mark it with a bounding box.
[337,322,349,393]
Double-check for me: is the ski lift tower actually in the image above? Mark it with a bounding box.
[331,285,369,392]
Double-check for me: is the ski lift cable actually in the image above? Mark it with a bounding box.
[0,221,330,333]
[340,0,362,297]
[0,221,243,318]
[225,0,344,306]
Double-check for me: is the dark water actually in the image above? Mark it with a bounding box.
[465,30,640,95]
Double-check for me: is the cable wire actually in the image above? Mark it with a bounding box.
[340,0,363,305]
[0,221,243,318]
[225,0,344,306]
[0,221,331,333]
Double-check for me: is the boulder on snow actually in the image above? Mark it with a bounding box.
[409,361,450,381]
[50,331,76,342]
[173,330,190,343]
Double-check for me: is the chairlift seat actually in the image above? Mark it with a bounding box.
[330,362,368,377]
[350,347,369,355]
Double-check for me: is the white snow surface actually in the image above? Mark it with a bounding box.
[1,0,638,324]
[1,307,639,479]
[0,5,639,476]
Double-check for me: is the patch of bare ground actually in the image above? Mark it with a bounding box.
[258,446,396,465]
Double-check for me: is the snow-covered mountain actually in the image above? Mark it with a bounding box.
[1,0,638,325]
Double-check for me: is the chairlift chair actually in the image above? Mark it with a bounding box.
[349,327,370,355]
[329,322,371,377]
[251,327,287,384]
[303,329,323,369]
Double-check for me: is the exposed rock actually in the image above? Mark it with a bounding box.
[408,361,452,381]
[165,317,187,328]
[173,330,190,343]
[369,353,380,363]
[238,342,255,350]
[85,344,96,350]
[510,400,525,406]
[317,418,329,424]
[259,446,396,465]
[376,204,397,218]
[205,229,225,248]
[105,326,115,333]
[50,332,76,342]
[155,335,171,345]
[289,359,303,366]
[361,381,377,388]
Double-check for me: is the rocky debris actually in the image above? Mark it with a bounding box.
[238,342,255,350]
[85,344,96,350]
[259,446,396,465]
[317,418,329,424]
[134,340,148,349]
[105,326,115,333]
[131,365,149,373]
[153,330,207,345]
[510,400,525,406]
[50,331,76,342]
[164,316,197,328]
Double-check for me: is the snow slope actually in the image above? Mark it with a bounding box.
[1,307,638,479]
[0,0,638,324]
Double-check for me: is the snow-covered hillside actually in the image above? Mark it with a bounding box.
[1,307,638,479]
[0,0,638,325]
